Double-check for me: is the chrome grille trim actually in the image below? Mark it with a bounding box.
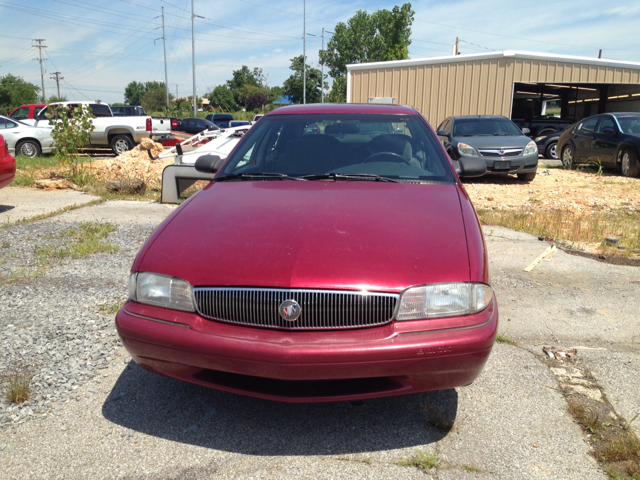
[478,148,522,157]
[193,288,399,330]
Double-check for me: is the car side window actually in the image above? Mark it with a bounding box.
[577,117,598,132]
[0,118,6,129]
[10,107,29,120]
[196,119,206,128]
[596,117,615,133]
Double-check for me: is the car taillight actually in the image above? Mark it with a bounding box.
[146,118,152,131]
[171,119,177,130]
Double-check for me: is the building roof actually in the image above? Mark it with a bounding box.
[269,103,417,115]
[346,51,640,72]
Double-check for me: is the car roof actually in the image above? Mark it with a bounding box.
[268,103,418,116]
[450,115,508,120]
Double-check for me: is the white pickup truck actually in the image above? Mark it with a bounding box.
[33,101,171,155]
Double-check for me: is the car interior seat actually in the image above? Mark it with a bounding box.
[367,134,422,168]
[279,135,341,174]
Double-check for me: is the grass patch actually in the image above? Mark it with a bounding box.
[1,199,105,230]
[98,298,124,315]
[496,331,516,345]
[1,365,35,404]
[397,451,440,471]
[419,400,455,432]
[567,395,640,479]
[12,154,61,186]
[34,221,118,261]
[477,208,640,257]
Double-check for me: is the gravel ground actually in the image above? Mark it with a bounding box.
[0,220,155,427]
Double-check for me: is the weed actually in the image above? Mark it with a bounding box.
[464,464,480,472]
[1,365,35,404]
[99,299,124,315]
[419,400,454,432]
[34,222,118,261]
[496,331,516,345]
[397,451,440,471]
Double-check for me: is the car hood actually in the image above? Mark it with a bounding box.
[454,135,531,149]
[139,181,471,293]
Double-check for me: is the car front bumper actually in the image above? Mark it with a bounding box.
[482,152,539,175]
[116,298,498,403]
[0,154,16,189]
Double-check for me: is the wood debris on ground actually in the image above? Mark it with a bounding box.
[97,138,173,187]
[542,346,578,360]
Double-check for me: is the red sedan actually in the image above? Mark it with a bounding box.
[0,134,16,189]
[116,103,497,403]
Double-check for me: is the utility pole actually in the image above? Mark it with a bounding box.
[191,0,203,117]
[303,0,306,104]
[321,28,334,103]
[162,7,169,107]
[176,84,179,99]
[33,39,47,102]
[50,72,63,98]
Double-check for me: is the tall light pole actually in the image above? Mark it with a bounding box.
[190,1,203,116]
[321,28,334,103]
[162,7,169,108]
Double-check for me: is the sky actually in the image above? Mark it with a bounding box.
[1,0,640,105]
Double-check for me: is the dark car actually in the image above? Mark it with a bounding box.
[116,103,497,403]
[535,130,562,160]
[205,113,234,128]
[557,113,640,177]
[0,134,16,189]
[178,117,220,135]
[227,120,251,128]
[436,115,539,182]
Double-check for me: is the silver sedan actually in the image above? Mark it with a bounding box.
[0,115,54,158]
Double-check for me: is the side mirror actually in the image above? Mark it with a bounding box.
[602,127,616,135]
[456,157,487,178]
[195,154,224,174]
[522,127,531,135]
[436,129,449,137]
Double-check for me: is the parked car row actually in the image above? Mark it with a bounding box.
[0,115,55,158]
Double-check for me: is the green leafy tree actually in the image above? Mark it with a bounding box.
[319,3,414,79]
[141,87,174,113]
[226,66,265,108]
[46,104,96,175]
[0,74,40,115]
[282,56,324,104]
[207,85,236,111]
[327,77,347,103]
[124,81,165,106]
[47,95,68,103]
[267,85,284,103]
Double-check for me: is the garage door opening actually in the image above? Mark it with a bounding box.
[511,82,640,129]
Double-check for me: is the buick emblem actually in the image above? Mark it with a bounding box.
[279,299,302,322]
[499,149,505,156]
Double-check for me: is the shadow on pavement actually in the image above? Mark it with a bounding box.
[102,362,458,455]
[0,205,15,213]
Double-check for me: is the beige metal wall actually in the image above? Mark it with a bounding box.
[349,57,640,126]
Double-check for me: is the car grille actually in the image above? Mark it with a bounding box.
[193,288,399,330]
[478,149,522,157]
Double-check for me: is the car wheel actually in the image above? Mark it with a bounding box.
[620,148,640,177]
[110,135,134,155]
[517,171,537,182]
[16,140,41,158]
[561,145,574,169]
[545,141,558,160]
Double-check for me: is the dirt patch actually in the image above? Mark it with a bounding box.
[464,168,640,215]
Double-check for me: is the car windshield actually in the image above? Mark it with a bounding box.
[615,114,640,135]
[453,118,523,136]
[217,114,455,183]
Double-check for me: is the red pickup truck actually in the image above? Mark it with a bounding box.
[9,104,47,126]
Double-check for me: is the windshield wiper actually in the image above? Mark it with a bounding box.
[302,173,400,183]
[214,172,306,182]
[492,133,514,136]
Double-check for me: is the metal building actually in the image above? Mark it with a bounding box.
[346,51,640,126]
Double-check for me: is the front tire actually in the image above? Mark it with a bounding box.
[620,148,640,177]
[110,135,134,155]
[16,140,41,158]
[517,171,537,182]
[561,145,574,169]
[545,141,558,160]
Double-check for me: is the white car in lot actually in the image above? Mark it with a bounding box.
[0,115,54,158]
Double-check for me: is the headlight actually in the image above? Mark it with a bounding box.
[523,141,537,156]
[128,272,195,312]
[396,282,492,321]
[534,136,546,142]
[457,142,478,156]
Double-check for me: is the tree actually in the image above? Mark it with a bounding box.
[282,56,324,104]
[141,87,174,113]
[0,74,40,115]
[326,77,347,103]
[207,85,236,111]
[46,104,96,175]
[226,66,265,109]
[47,95,68,103]
[319,3,414,79]
[245,92,269,111]
[124,81,165,106]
